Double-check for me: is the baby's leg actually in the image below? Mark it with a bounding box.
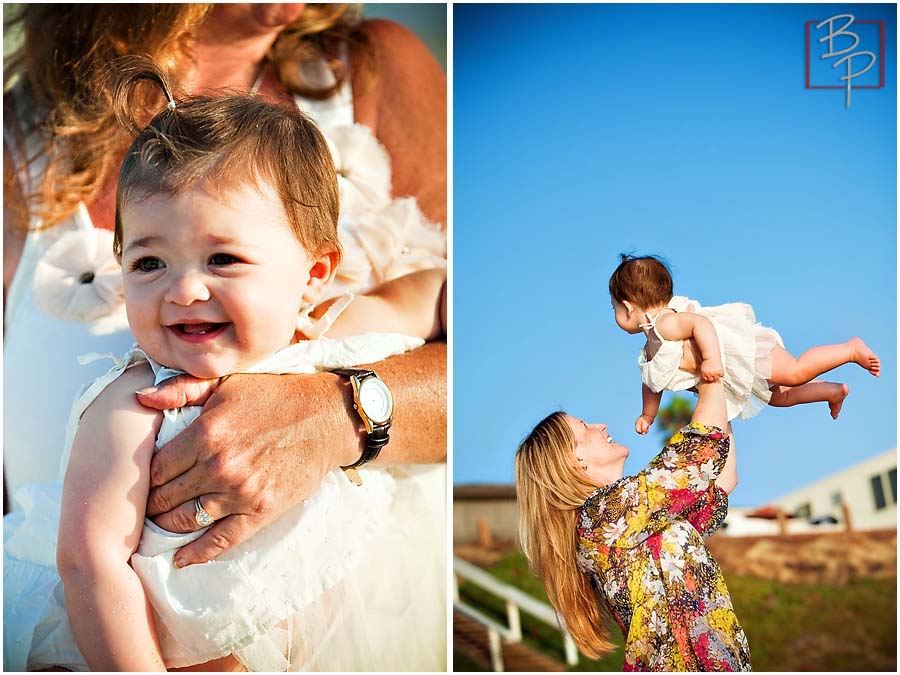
[170,655,246,672]
[767,338,880,386]
[769,380,849,419]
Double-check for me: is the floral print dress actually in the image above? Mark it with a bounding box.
[576,423,751,671]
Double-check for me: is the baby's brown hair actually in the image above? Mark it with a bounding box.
[608,254,673,308]
[109,56,341,261]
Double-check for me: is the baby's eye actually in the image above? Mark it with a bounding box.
[131,256,164,273]
[209,253,240,266]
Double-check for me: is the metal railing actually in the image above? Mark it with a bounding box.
[453,556,579,671]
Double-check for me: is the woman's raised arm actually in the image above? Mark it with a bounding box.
[691,379,728,431]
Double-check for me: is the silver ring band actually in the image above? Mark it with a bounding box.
[194,498,214,527]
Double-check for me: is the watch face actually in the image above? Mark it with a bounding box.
[358,377,393,424]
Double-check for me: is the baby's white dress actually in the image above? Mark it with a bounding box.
[4,332,436,671]
[639,296,784,421]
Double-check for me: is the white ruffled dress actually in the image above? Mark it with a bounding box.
[4,331,433,671]
[639,296,784,421]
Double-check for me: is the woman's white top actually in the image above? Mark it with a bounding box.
[639,296,784,421]
[3,71,447,671]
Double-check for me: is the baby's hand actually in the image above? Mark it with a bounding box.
[700,358,724,382]
[635,414,655,435]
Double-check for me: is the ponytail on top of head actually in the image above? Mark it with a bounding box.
[105,55,181,140]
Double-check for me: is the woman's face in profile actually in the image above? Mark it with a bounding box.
[204,4,307,36]
[250,3,306,28]
[564,415,629,476]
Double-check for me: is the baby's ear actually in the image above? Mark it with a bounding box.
[622,300,635,315]
[301,249,340,305]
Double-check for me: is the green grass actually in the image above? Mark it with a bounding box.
[458,550,897,671]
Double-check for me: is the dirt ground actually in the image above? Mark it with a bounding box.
[457,529,897,585]
[705,529,896,585]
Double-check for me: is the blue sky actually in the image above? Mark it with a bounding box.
[453,3,897,507]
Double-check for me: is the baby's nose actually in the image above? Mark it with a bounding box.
[164,271,211,306]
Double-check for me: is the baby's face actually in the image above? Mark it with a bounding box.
[612,298,643,334]
[120,180,326,378]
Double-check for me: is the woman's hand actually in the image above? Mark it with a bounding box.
[137,342,446,567]
[139,372,356,568]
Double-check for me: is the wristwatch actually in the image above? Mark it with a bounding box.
[332,368,393,470]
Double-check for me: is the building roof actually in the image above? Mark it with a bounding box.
[453,483,517,501]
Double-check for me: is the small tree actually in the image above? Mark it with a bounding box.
[656,395,695,437]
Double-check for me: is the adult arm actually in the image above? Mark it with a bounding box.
[715,422,738,495]
[581,381,730,549]
[57,364,166,671]
[655,312,724,382]
[141,340,446,567]
[352,19,447,227]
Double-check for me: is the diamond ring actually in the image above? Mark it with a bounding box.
[194,498,214,527]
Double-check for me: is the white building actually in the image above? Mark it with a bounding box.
[767,448,897,531]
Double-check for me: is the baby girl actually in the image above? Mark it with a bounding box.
[609,254,880,434]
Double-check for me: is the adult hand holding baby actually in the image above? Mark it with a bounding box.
[141,372,354,569]
[140,342,447,568]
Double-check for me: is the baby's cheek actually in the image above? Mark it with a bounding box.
[241,299,298,351]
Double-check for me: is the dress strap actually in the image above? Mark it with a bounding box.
[296,293,355,339]
[639,307,676,332]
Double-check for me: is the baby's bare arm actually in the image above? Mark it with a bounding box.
[636,384,662,434]
[311,268,446,340]
[57,364,166,671]
[655,312,723,381]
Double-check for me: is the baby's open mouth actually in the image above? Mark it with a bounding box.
[168,322,229,342]
[174,322,225,335]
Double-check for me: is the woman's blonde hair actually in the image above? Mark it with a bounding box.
[514,411,616,660]
[3,4,363,231]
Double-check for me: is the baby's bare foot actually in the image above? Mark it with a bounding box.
[828,383,849,420]
[848,337,880,377]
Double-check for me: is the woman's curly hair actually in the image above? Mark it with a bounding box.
[3,4,364,231]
